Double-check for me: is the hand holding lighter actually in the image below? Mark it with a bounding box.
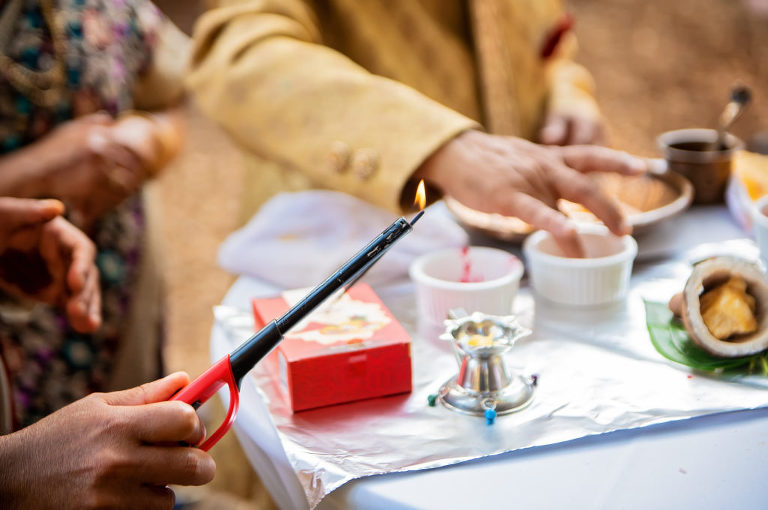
[172,212,424,451]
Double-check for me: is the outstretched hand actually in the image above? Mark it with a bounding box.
[25,113,147,230]
[0,197,100,332]
[417,130,647,257]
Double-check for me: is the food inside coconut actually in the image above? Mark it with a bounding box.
[699,276,757,339]
[668,256,768,358]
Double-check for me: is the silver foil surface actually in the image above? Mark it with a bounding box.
[215,239,768,509]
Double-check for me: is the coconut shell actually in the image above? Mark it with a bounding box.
[680,256,768,358]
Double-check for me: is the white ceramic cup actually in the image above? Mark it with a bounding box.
[523,226,637,306]
[409,247,524,328]
[751,195,768,270]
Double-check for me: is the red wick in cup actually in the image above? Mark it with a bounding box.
[460,246,484,283]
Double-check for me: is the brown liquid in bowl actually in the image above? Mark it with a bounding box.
[671,141,718,152]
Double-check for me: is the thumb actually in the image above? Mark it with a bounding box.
[102,372,190,406]
[0,198,64,229]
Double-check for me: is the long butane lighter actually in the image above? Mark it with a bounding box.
[171,209,425,450]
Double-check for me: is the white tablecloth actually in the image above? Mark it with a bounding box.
[211,206,768,510]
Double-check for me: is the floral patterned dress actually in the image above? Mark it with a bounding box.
[0,0,165,428]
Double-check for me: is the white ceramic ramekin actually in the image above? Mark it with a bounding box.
[523,227,637,306]
[409,247,524,327]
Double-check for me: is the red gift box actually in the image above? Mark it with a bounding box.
[252,283,412,412]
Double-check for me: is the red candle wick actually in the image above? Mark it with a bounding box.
[459,246,483,283]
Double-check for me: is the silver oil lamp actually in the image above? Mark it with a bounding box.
[437,311,535,422]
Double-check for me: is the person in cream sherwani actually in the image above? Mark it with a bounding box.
[187,0,645,257]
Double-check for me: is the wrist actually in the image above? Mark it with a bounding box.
[415,132,456,187]
[0,431,29,508]
[414,129,480,190]
[0,147,52,198]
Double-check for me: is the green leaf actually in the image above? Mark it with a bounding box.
[643,300,764,374]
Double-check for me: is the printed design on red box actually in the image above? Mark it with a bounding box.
[285,293,391,345]
[252,283,413,412]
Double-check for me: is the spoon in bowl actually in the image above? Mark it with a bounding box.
[713,85,751,151]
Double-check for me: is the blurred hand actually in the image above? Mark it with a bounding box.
[539,112,606,146]
[0,372,215,510]
[111,110,184,172]
[33,113,147,229]
[417,130,647,257]
[0,197,100,332]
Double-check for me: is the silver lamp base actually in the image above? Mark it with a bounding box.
[438,373,535,416]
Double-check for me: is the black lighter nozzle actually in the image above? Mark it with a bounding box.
[227,215,420,382]
[276,217,412,333]
[410,210,425,226]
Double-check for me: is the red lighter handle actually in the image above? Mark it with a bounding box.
[171,355,240,451]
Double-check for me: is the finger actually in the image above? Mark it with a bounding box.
[38,217,94,312]
[130,446,216,486]
[568,117,599,146]
[90,131,146,178]
[0,198,65,230]
[102,372,191,406]
[66,265,101,333]
[549,165,631,237]
[85,266,102,329]
[539,114,569,146]
[60,221,96,295]
[103,145,146,179]
[510,192,585,258]
[36,221,67,305]
[512,156,560,208]
[110,114,165,167]
[130,401,206,445]
[557,145,647,176]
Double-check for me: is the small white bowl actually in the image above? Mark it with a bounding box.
[409,247,524,327]
[523,227,637,306]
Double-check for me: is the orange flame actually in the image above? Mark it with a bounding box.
[414,179,426,211]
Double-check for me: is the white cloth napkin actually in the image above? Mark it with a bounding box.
[218,191,468,288]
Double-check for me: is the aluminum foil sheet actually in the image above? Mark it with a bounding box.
[215,238,768,509]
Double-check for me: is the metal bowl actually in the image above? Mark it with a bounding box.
[445,167,694,241]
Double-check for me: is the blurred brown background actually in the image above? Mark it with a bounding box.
[572,0,768,156]
[150,1,768,507]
